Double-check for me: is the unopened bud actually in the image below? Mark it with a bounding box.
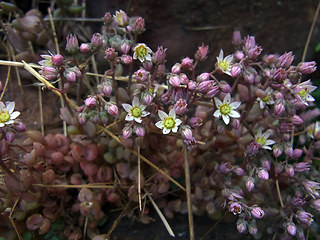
[80,43,91,54]
[91,33,103,48]
[107,104,118,116]
[52,54,64,66]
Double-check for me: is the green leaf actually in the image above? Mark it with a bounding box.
[22,231,33,240]
[315,42,320,52]
[66,6,85,15]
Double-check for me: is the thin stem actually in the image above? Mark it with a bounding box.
[138,142,142,211]
[183,145,195,240]
[275,179,284,208]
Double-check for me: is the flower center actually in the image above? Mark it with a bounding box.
[256,137,266,146]
[136,45,148,59]
[0,111,10,123]
[164,117,175,129]
[298,88,309,99]
[219,60,229,71]
[262,94,270,103]
[232,206,242,214]
[219,104,231,115]
[131,106,142,118]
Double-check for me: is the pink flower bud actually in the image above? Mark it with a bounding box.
[181,126,193,141]
[219,82,231,93]
[294,162,310,172]
[113,10,129,27]
[244,35,256,51]
[262,160,271,171]
[133,17,145,32]
[233,167,245,176]
[196,72,210,82]
[122,126,132,139]
[188,81,196,91]
[277,51,294,68]
[237,220,247,233]
[247,46,262,60]
[80,43,91,54]
[232,30,242,45]
[311,199,320,211]
[219,162,233,174]
[142,93,153,106]
[135,68,148,83]
[78,112,86,124]
[103,12,112,24]
[171,63,181,74]
[181,57,193,70]
[120,42,131,54]
[189,117,203,128]
[273,68,287,82]
[291,115,303,125]
[174,98,188,115]
[235,51,244,60]
[103,84,112,96]
[263,54,278,65]
[246,178,255,192]
[195,43,209,61]
[284,146,293,157]
[39,66,58,81]
[179,73,189,84]
[169,76,181,87]
[91,33,103,48]
[273,146,282,158]
[13,122,26,132]
[274,102,285,116]
[198,80,213,93]
[66,34,79,53]
[232,119,240,129]
[84,97,96,107]
[257,168,269,181]
[153,46,167,64]
[292,148,303,158]
[107,104,118,116]
[142,61,153,71]
[5,132,15,142]
[285,165,295,177]
[251,206,265,218]
[296,211,313,226]
[298,61,317,75]
[231,64,241,77]
[105,47,118,60]
[243,70,255,84]
[52,54,64,66]
[287,223,296,236]
[135,126,145,137]
[207,86,219,98]
[121,54,133,65]
[65,70,76,82]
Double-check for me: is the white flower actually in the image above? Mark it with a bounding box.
[214,93,240,125]
[294,80,317,105]
[133,43,153,62]
[155,108,182,134]
[216,49,233,76]
[255,129,275,150]
[257,88,274,109]
[0,101,20,127]
[122,97,149,123]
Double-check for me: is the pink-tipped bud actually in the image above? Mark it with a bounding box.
[133,17,145,32]
[84,97,96,107]
[174,99,188,115]
[294,162,310,172]
[78,112,87,125]
[251,206,265,218]
[235,51,244,60]
[142,93,153,106]
[188,81,196,91]
[231,64,241,77]
[198,80,213,93]
[103,12,112,24]
[247,46,262,60]
[273,68,287,82]
[257,168,269,181]
[91,33,103,48]
[52,54,64,66]
[135,68,148,83]
[291,115,303,125]
[296,211,313,226]
[80,43,91,54]
[153,46,167,64]
[39,66,58,81]
[13,122,27,132]
[66,34,79,53]
[135,126,145,137]
[274,102,285,116]
[285,165,295,177]
[262,160,271,171]
[196,72,210,82]
[292,149,303,158]
[219,82,231,93]
[244,35,256,51]
[107,104,118,116]
[113,10,129,27]
[171,63,181,74]
[121,54,133,65]
[243,70,255,84]
[232,30,242,45]
[219,162,233,174]
[122,126,132,139]
[120,42,131,54]
[236,220,247,233]
[105,47,118,60]
[287,222,296,236]
[181,126,193,141]
[298,61,317,75]
[65,70,76,83]
[277,52,294,68]
[232,119,240,129]
[311,199,320,211]
[179,73,189,84]
[103,84,112,96]
[5,132,15,142]
[284,146,293,158]
[169,75,180,87]
[195,43,209,61]
[233,167,245,176]
[246,178,255,192]
[181,57,193,70]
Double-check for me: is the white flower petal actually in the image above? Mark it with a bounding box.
[163,128,170,134]
[169,108,176,118]
[140,104,147,111]
[0,102,4,110]
[0,123,4,127]
[228,110,240,118]
[155,121,164,129]
[6,102,15,114]
[134,117,142,123]
[5,120,14,125]
[219,49,224,60]
[266,140,275,145]
[158,110,168,120]
[133,52,137,60]
[224,93,231,103]
[132,97,140,107]
[122,104,132,113]
[222,114,230,125]
[172,126,178,133]
[213,110,221,118]
[125,114,134,121]
[230,101,241,109]
[175,118,182,126]
[262,146,272,150]
[10,111,20,120]
[141,111,150,117]
[214,98,222,107]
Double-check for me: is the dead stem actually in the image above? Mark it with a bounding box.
[99,125,186,192]
[137,142,142,211]
[199,211,227,240]
[106,203,129,239]
[275,179,284,208]
[147,193,175,237]
[9,197,22,240]
[0,41,11,101]
[8,44,23,95]
[82,216,88,240]
[32,183,120,189]
[38,86,44,134]
[183,144,195,240]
